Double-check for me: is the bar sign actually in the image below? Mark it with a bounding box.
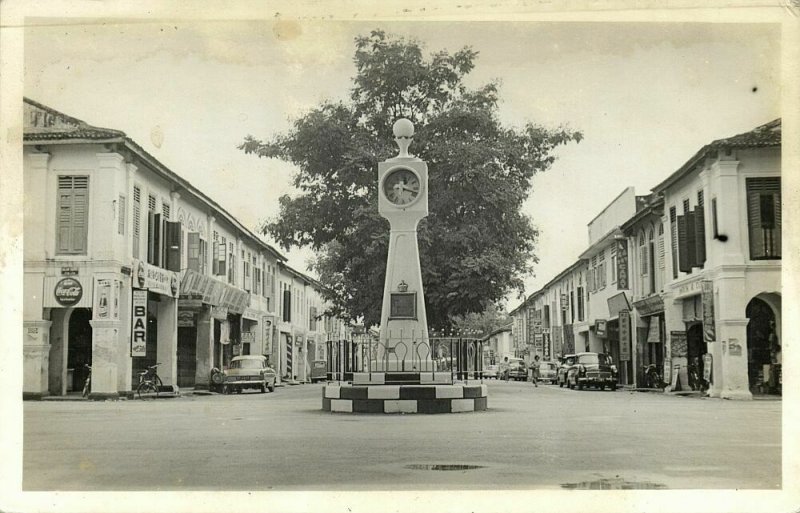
[131,289,148,357]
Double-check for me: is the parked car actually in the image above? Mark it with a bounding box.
[483,364,499,379]
[507,358,527,381]
[567,352,618,391]
[535,361,558,384]
[310,360,327,383]
[557,354,576,387]
[219,355,276,394]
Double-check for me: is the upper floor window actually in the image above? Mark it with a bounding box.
[187,233,208,275]
[747,177,781,260]
[56,175,89,254]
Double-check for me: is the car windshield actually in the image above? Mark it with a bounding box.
[577,353,610,365]
[230,359,263,369]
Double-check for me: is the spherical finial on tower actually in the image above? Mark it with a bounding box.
[393,118,414,138]
[393,118,414,158]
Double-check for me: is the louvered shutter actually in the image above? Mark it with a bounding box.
[694,207,706,266]
[677,215,690,273]
[657,234,665,270]
[56,176,89,254]
[746,177,781,259]
[133,186,141,259]
[685,210,696,269]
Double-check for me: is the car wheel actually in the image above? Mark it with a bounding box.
[609,383,617,391]
[578,380,584,390]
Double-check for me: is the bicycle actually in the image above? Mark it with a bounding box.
[82,364,92,398]
[136,363,164,400]
[643,364,663,389]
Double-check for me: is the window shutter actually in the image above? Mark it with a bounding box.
[57,189,73,253]
[677,215,690,273]
[165,221,182,271]
[118,195,126,235]
[694,207,706,266]
[657,233,665,270]
[188,233,200,271]
[133,186,141,259]
[199,238,207,275]
[217,242,227,276]
[152,213,162,266]
[685,210,696,269]
[283,289,292,323]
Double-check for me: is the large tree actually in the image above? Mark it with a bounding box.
[241,29,581,329]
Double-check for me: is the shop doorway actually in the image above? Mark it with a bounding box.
[177,325,197,387]
[66,308,92,392]
[686,322,706,390]
[746,297,780,395]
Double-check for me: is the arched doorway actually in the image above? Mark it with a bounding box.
[67,308,92,392]
[746,297,780,395]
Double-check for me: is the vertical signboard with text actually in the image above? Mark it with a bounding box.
[702,280,716,343]
[131,289,148,357]
[618,310,631,361]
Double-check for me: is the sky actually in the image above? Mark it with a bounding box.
[23,18,781,311]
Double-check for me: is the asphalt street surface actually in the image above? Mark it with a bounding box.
[23,379,781,491]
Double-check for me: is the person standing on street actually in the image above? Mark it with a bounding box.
[531,355,540,387]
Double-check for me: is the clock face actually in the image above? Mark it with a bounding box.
[383,168,421,206]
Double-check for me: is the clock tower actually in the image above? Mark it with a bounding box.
[378,119,429,369]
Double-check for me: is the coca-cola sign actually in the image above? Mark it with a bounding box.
[54,277,83,306]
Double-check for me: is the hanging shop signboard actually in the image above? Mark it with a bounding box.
[702,280,716,343]
[632,295,664,316]
[618,309,631,361]
[177,311,196,327]
[595,319,607,338]
[131,289,148,357]
[134,259,179,298]
[616,238,629,290]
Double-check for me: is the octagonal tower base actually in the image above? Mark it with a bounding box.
[322,373,488,414]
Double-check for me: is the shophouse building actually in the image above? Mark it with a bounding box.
[576,187,642,385]
[651,119,781,399]
[22,98,342,398]
[620,194,667,387]
[275,263,333,382]
[481,324,513,365]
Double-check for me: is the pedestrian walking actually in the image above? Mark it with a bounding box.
[502,356,510,381]
[531,355,540,387]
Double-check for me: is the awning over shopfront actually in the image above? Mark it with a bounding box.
[179,269,250,314]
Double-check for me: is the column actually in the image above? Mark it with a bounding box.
[194,307,214,389]
[23,320,53,399]
[710,160,744,266]
[715,272,752,400]
[88,319,121,399]
[662,291,685,391]
[156,297,179,386]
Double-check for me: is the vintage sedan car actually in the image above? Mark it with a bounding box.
[507,358,528,381]
[567,352,618,391]
[219,355,276,394]
[310,360,327,383]
[557,354,576,387]
[483,364,499,379]
[536,361,558,384]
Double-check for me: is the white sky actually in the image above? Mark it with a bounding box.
[23,19,780,311]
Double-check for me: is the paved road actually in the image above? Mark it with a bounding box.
[22,380,781,491]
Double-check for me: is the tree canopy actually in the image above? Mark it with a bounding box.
[240,29,582,330]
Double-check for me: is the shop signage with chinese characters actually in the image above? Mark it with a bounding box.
[616,238,628,290]
[60,266,79,276]
[131,289,148,357]
[618,310,631,361]
[670,331,688,357]
[134,259,179,298]
[632,295,664,316]
[702,280,716,343]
